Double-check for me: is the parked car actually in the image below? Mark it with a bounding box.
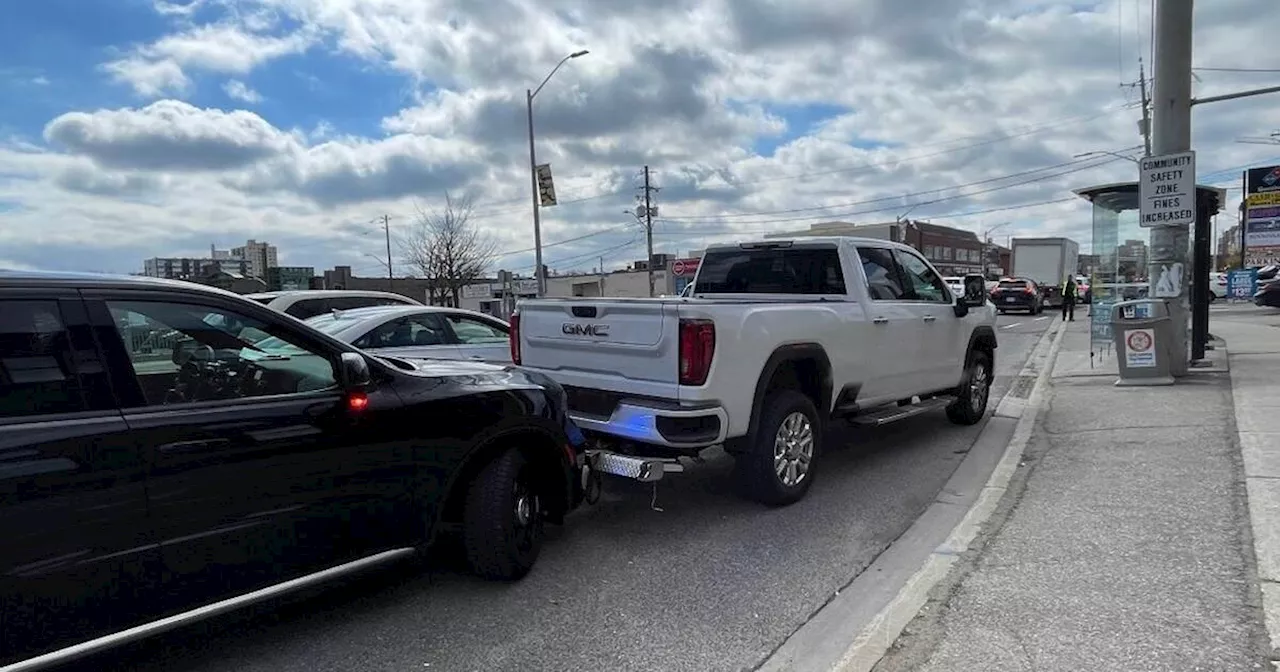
[0,271,584,669]
[245,289,421,320]
[513,237,997,507]
[306,305,511,363]
[1254,279,1280,307]
[1208,272,1228,300]
[943,276,965,298]
[1074,276,1092,304]
[990,277,1044,314]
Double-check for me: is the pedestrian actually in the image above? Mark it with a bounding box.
[1060,274,1078,321]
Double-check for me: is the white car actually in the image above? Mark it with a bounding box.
[1209,272,1228,300]
[305,305,511,363]
[943,276,965,297]
[246,290,421,320]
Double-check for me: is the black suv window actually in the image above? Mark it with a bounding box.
[694,246,846,294]
[107,301,337,406]
[0,301,89,418]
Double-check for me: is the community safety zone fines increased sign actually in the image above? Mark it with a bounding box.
[1139,151,1196,227]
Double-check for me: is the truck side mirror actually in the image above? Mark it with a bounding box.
[961,274,988,307]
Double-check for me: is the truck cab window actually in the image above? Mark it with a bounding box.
[894,250,951,303]
[857,248,906,301]
[694,247,845,294]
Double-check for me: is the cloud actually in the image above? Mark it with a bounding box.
[223,79,264,104]
[43,100,298,171]
[104,23,314,96]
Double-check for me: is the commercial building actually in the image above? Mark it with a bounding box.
[144,256,250,280]
[266,266,315,291]
[231,240,278,278]
[765,220,985,276]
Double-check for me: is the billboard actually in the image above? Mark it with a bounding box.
[1244,166,1280,266]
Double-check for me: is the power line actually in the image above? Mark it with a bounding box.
[660,153,1136,222]
[1193,67,1280,73]
[655,154,1126,228]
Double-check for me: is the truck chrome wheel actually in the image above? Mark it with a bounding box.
[969,362,990,414]
[773,412,814,487]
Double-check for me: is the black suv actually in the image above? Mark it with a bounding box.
[0,271,585,668]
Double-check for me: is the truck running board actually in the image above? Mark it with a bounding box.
[850,397,954,426]
[587,450,685,483]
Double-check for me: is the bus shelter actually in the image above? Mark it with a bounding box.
[1073,182,1226,365]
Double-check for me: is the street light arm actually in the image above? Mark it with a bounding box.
[530,50,588,101]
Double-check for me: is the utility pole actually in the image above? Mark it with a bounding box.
[382,214,394,292]
[634,166,660,297]
[1138,58,1153,157]
[1148,0,1194,375]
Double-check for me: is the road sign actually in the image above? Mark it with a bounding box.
[1124,328,1156,368]
[1139,151,1196,227]
[671,257,701,277]
[536,164,557,206]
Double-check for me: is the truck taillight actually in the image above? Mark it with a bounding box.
[509,313,521,365]
[1024,287,1035,296]
[678,319,715,386]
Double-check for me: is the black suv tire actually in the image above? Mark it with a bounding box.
[462,448,543,580]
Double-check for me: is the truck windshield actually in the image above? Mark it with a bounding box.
[693,246,846,294]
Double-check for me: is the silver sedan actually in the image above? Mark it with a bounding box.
[305,305,511,363]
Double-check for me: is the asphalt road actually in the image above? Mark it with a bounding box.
[70,312,1056,672]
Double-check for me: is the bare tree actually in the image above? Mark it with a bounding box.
[400,193,496,307]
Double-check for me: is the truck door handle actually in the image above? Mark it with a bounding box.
[922,315,937,323]
[872,317,889,325]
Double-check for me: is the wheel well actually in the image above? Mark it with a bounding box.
[766,358,824,406]
[969,327,997,364]
[744,346,833,446]
[438,430,571,530]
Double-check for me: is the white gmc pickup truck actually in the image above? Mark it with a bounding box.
[510,237,998,506]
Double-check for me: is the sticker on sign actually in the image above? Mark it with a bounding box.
[1139,151,1196,227]
[1124,328,1157,368]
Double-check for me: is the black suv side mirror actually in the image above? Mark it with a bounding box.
[338,352,372,390]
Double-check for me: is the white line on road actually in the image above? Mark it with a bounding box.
[1035,316,1050,321]
[1000,322,1022,329]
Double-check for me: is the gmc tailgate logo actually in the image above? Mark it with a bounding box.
[562,323,609,337]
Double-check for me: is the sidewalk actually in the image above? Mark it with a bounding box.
[874,317,1272,672]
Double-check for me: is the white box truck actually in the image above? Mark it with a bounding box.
[1011,237,1080,307]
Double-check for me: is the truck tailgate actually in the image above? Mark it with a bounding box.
[518,299,683,398]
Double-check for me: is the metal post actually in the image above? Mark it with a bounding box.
[1148,0,1195,376]
[1191,189,1212,360]
[527,89,545,298]
[644,165,655,297]
[1240,174,1249,269]
[383,214,394,292]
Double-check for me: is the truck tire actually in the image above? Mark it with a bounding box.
[735,390,823,506]
[947,350,992,426]
[462,448,543,581]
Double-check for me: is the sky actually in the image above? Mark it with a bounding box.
[0,0,1277,277]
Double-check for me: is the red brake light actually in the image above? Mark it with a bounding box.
[347,392,369,412]
[508,313,522,365]
[678,318,715,386]
[1024,287,1035,296]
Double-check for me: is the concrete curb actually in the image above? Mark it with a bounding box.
[755,318,1068,672]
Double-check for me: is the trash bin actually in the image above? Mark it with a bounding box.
[1111,298,1175,386]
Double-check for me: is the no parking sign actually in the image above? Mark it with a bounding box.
[1124,328,1156,368]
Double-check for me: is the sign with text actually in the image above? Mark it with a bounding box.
[1123,328,1157,368]
[671,257,701,277]
[535,163,557,206]
[1228,269,1258,299]
[1139,151,1196,227]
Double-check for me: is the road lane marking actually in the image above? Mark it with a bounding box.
[1035,316,1049,321]
[1000,322,1022,329]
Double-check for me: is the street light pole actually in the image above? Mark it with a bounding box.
[527,49,588,298]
